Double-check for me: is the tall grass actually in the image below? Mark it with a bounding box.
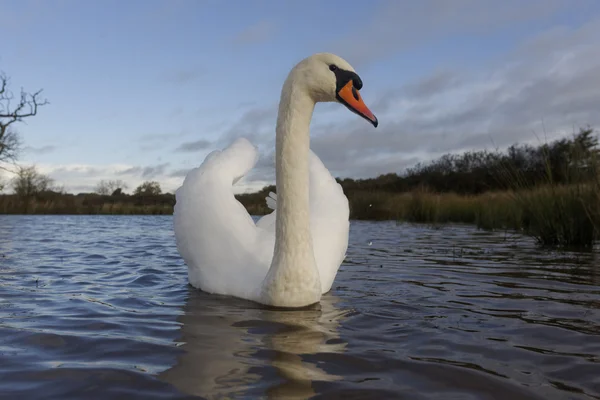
[394,187,522,230]
[397,155,600,247]
[346,187,522,230]
[511,184,598,247]
[495,131,600,248]
[0,193,174,215]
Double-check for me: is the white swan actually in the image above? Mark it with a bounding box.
[173,53,378,308]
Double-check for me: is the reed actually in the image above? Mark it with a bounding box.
[494,131,600,248]
[511,184,598,247]
[395,184,598,247]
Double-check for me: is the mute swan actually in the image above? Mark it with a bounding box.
[173,53,377,308]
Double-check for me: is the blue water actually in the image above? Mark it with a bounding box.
[1,215,599,399]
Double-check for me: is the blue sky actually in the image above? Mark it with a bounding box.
[1,0,600,193]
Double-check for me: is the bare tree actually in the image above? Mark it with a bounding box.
[1,72,48,166]
[12,165,54,197]
[0,130,20,165]
[94,179,129,195]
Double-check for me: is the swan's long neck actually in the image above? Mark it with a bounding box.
[259,76,322,307]
[274,82,315,256]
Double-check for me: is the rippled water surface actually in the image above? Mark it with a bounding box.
[1,215,599,399]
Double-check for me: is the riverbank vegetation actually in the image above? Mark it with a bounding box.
[1,128,598,248]
[344,127,600,248]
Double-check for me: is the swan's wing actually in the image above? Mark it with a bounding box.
[173,138,273,300]
[307,150,350,293]
[254,150,350,294]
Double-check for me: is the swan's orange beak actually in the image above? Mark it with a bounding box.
[337,80,378,127]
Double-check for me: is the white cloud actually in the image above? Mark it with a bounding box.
[0,162,176,194]
[5,4,599,196]
[210,14,600,184]
[0,160,266,195]
[329,0,592,65]
[23,145,56,155]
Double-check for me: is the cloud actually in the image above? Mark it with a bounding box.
[372,70,462,115]
[232,20,276,45]
[9,7,599,196]
[218,105,277,144]
[174,139,212,152]
[207,105,278,183]
[23,145,56,155]
[1,161,180,194]
[139,130,190,152]
[330,0,591,65]
[28,163,144,193]
[206,15,600,187]
[169,168,191,178]
[141,163,170,178]
[314,18,600,178]
[115,163,171,179]
[403,70,462,100]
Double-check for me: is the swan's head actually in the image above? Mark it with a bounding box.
[292,53,378,127]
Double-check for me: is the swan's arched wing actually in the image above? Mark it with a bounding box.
[175,139,348,298]
[173,138,273,300]
[254,150,350,294]
[306,151,350,292]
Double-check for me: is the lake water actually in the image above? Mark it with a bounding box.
[0,215,599,399]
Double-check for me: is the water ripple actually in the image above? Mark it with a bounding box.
[0,215,599,399]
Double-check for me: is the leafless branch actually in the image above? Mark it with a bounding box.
[0,71,48,163]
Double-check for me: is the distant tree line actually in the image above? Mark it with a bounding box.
[335,127,599,196]
[0,125,597,217]
[0,166,173,214]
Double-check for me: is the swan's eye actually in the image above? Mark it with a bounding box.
[329,64,338,72]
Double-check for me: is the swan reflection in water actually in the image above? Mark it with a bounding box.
[159,289,350,399]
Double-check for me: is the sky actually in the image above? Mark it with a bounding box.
[1,0,600,194]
